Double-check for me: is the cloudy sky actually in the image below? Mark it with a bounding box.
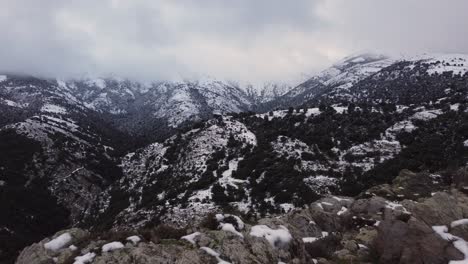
[1,0,468,84]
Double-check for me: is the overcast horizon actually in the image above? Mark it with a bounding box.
[1,0,468,85]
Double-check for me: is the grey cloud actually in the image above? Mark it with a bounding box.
[0,0,467,84]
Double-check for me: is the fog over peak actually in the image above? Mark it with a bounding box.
[1,0,468,85]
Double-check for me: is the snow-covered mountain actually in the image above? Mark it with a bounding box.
[261,53,468,109]
[285,53,395,98]
[2,52,468,263]
[0,75,280,145]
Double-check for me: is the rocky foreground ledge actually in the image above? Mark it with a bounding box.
[16,173,468,264]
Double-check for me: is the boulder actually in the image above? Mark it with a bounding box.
[404,191,468,226]
[15,243,54,264]
[375,192,468,264]
[16,228,89,264]
[92,242,209,264]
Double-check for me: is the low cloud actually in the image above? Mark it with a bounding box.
[0,0,467,84]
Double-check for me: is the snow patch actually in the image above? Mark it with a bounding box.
[216,214,245,230]
[452,219,468,228]
[250,225,292,248]
[464,140,468,147]
[220,223,244,238]
[280,203,294,213]
[432,225,468,264]
[219,158,246,189]
[332,196,351,202]
[337,207,348,216]
[181,232,200,245]
[302,237,319,243]
[102,241,124,252]
[411,109,442,121]
[200,247,231,264]
[73,252,95,264]
[385,201,410,214]
[69,245,77,251]
[432,225,458,242]
[44,233,72,251]
[126,235,141,244]
[302,231,330,243]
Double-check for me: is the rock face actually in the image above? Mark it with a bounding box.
[16,190,468,264]
[375,191,468,264]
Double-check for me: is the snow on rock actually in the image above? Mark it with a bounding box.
[337,207,348,216]
[44,233,72,251]
[181,232,201,245]
[216,214,245,230]
[464,140,468,147]
[126,235,141,245]
[73,252,96,264]
[302,237,319,243]
[220,223,244,238]
[432,225,458,241]
[250,225,292,248]
[69,245,78,251]
[200,247,231,264]
[102,241,124,252]
[411,109,443,121]
[280,203,294,213]
[358,244,369,249]
[302,231,331,243]
[332,196,351,202]
[0,75,6,82]
[432,225,468,264]
[385,201,410,214]
[452,219,468,228]
[452,240,468,264]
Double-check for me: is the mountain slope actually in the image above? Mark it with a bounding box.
[95,101,467,231]
[2,53,468,263]
[0,75,264,148]
[260,53,468,110]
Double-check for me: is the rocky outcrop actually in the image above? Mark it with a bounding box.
[374,190,468,263]
[363,169,445,201]
[16,190,468,264]
[16,228,90,264]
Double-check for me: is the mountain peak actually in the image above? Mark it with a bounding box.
[334,53,390,69]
